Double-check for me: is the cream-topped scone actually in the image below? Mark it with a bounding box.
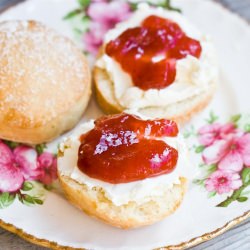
[58,112,191,229]
[94,4,218,123]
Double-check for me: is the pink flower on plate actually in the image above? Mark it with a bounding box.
[218,133,250,171]
[0,141,14,165]
[203,133,250,172]
[0,142,24,192]
[13,146,41,180]
[37,152,58,185]
[83,22,108,54]
[83,1,131,54]
[0,140,58,193]
[205,170,242,194]
[87,1,131,27]
[198,123,236,146]
[0,163,24,193]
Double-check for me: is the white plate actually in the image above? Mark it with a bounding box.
[0,0,249,249]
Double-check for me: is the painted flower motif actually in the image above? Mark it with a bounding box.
[87,1,131,26]
[193,113,250,207]
[13,146,41,180]
[83,0,131,54]
[205,170,242,194]
[0,141,57,193]
[202,133,250,172]
[198,123,236,146]
[83,22,108,54]
[0,141,14,165]
[0,163,24,193]
[0,142,24,193]
[37,152,57,185]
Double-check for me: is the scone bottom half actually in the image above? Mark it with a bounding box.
[58,113,189,229]
[59,175,187,229]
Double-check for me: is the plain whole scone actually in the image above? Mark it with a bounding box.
[0,20,91,144]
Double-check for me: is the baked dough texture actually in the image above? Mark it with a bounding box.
[94,51,216,124]
[58,172,187,229]
[0,20,91,144]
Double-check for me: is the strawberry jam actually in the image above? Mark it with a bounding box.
[106,15,202,90]
[77,113,179,184]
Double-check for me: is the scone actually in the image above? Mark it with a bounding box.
[94,4,218,123]
[0,20,91,144]
[58,112,190,229]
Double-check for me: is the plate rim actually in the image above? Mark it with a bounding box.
[1,211,250,250]
[0,0,249,249]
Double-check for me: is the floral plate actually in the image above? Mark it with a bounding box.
[0,0,250,249]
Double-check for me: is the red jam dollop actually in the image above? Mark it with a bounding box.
[106,15,202,90]
[77,113,179,184]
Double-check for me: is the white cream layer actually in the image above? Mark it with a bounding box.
[96,4,219,109]
[58,114,192,206]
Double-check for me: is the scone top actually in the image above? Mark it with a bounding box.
[94,5,218,120]
[77,113,179,184]
[105,15,202,90]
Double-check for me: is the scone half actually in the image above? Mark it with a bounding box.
[94,5,219,124]
[94,65,216,124]
[59,174,187,229]
[58,113,191,229]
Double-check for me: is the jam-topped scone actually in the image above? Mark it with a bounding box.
[58,113,191,229]
[94,4,218,123]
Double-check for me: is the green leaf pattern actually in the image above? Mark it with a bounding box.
[0,181,45,209]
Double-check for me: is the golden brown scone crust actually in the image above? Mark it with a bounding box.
[0,20,91,144]
[59,172,187,229]
[94,52,216,125]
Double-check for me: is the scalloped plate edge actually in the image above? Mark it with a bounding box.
[0,0,249,249]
